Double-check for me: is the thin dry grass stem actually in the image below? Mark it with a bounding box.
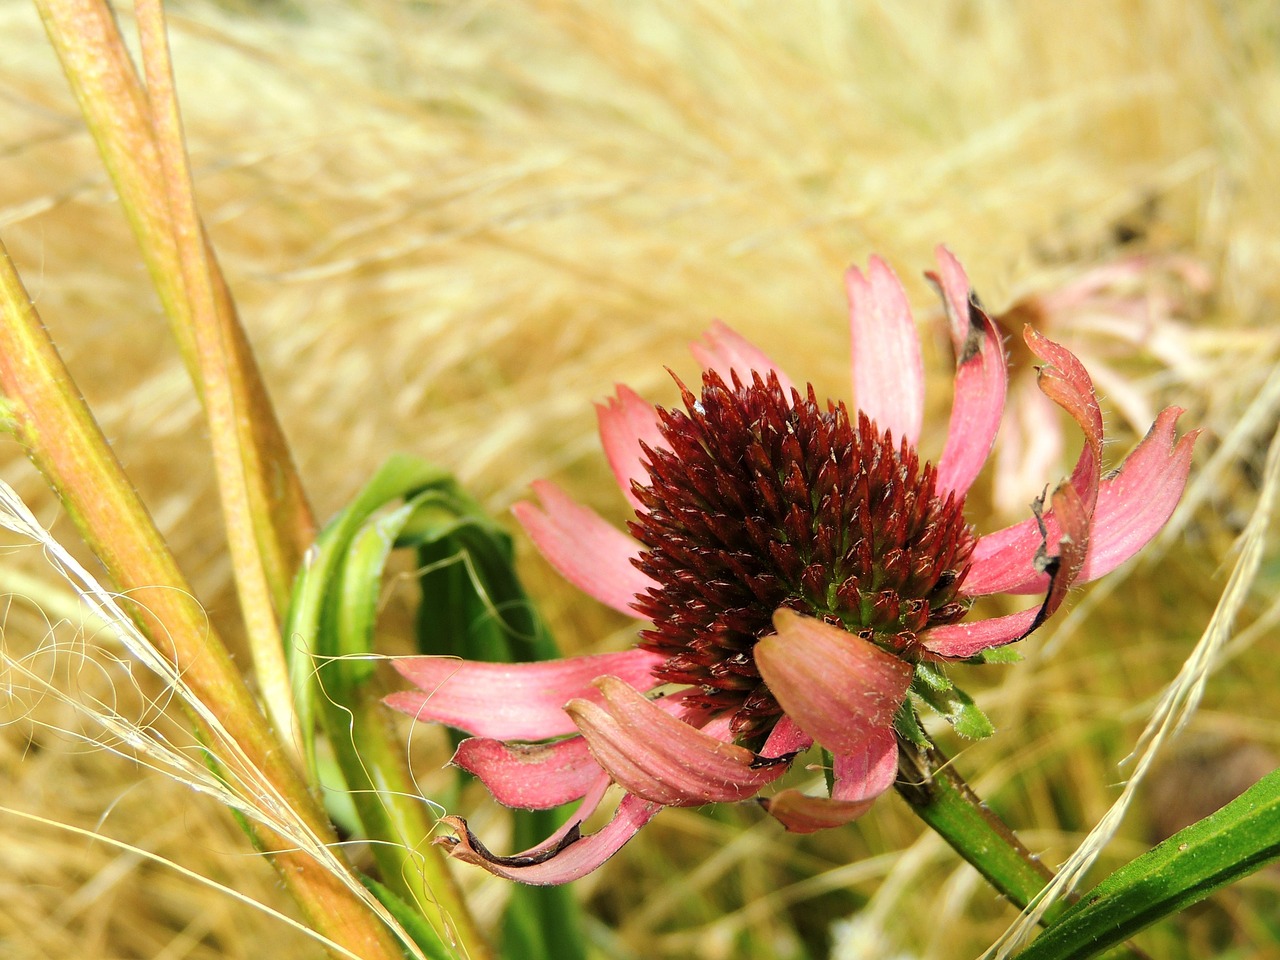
[986,377,1280,958]
[0,240,414,959]
[33,0,317,617]
[0,805,363,960]
[132,0,298,765]
[0,480,432,960]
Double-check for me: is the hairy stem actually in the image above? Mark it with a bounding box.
[896,733,1152,959]
[895,735,1061,918]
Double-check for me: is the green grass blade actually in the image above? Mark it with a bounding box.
[1011,768,1280,960]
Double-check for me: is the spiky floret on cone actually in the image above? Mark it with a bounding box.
[632,369,974,742]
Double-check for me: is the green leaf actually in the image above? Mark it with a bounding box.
[894,698,930,747]
[914,661,954,691]
[1010,767,1280,960]
[288,455,587,960]
[286,455,548,953]
[950,690,995,741]
[411,517,556,663]
[969,645,1024,664]
[911,671,995,741]
[286,455,450,768]
[358,873,452,960]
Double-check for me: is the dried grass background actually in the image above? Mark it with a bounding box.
[2,1,1279,958]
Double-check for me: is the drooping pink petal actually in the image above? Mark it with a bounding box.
[925,479,1090,659]
[831,728,900,802]
[928,246,1009,497]
[385,648,664,740]
[965,406,1197,596]
[959,328,1104,596]
[760,728,899,833]
[918,604,1043,660]
[847,256,926,446]
[451,736,602,809]
[760,789,875,833]
[1023,327,1104,508]
[439,773,617,878]
[512,479,654,616]
[596,384,667,512]
[435,793,662,885]
[566,676,793,806]
[755,610,912,756]
[690,319,796,395]
[509,773,612,857]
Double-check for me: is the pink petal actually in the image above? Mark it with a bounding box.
[435,793,661,885]
[596,385,667,512]
[966,407,1196,596]
[512,479,654,617]
[1076,406,1197,576]
[918,605,1042,660]
[566,676,793,806]
[760,728,898,833]
[760,715,812,759]
[385,648,664,740]
[925,479,1090,659]
[846,256,926,446]
[451,736,602,809]
[928,247,1009,497]
[754,610,912,755]
[1023,328,1104,507]
[760,789,877,834]
[511,774,612,857]
[831,728,900,802]
[690,320,796,395]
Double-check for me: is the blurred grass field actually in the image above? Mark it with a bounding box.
[2,1,1279,957]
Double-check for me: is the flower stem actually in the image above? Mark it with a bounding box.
[894,734,1062,921]
[35,0,316,750]
[895,734,1154,959]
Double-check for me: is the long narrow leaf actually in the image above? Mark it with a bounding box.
[1011,768,1280,960]
[285,455,488,959]
[291,454,586,960]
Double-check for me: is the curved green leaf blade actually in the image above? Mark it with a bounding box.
[1011,767,1280,960]
[287,454,587,960]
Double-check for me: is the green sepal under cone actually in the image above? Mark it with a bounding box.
[910,663,995,741]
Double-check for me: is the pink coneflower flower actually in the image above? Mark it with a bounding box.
[387,246,1197,884]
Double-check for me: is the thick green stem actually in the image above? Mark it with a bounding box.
[319,679,494,960]
[895,735,1063,921]
[895,734,1153,959]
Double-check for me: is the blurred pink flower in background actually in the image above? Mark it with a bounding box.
[991,253,1211,519]
[387,247,1197,884]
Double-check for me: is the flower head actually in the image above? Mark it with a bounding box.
[386,247,1197,883]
